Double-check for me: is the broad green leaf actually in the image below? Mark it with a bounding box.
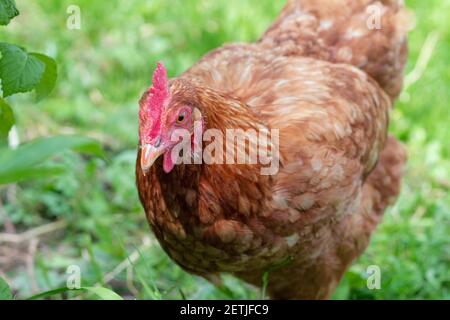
[0,97,14,145]
[27,286,123,300]
[0,42,45,97]
[0,165,65,185]
[0,135,104,185]
[0,277,12,300]
[30,53,57,101]
[0,0,19,26]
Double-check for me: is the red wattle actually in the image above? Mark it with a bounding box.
[163,150,176,173]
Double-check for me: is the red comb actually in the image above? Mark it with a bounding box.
[139,62,169,143]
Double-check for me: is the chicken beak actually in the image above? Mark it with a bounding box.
[140,144,165,174]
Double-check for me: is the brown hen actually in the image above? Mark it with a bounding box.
[136,0,409,299]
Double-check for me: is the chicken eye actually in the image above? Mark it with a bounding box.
[177,112,186,123]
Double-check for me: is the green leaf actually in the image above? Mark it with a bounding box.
[0,0,19,26]
[27,286,123,300]
[82,287,123,300]
[0,42,45,97]
[0,165,66,185]
[30,53,57,101]
[0,97,14,145]
[27,287,72,300]
[0,135,104,185]
[0,277,13,300]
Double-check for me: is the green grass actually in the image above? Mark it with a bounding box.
[1,0,449,299]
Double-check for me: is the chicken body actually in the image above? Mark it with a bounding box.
[136,0,409,299]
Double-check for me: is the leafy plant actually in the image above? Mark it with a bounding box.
[0,0,102,185]
[0,1,116,301]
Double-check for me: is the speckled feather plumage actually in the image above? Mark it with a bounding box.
[136,0,408,299]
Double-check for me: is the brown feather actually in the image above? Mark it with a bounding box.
[136,0,408,299]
